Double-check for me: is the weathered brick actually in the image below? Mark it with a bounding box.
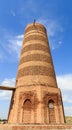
[8,22,65,125]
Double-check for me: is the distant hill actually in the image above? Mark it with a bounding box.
[65,116,72,124]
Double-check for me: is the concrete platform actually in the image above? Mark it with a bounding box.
[0,124,72,130]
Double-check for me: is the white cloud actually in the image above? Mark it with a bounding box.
[0,27,24,61]
[0,78,15,100]
[57,74,72,90]
[57,74,72,116]
[0,78,15,87]
[7,34,23,58]
[64,106,72,116]
[63,94,72,103]
[15,34,24,39]
[0,91,12,100]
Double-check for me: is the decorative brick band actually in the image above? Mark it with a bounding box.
[25,31,47,38]
[20,50,50,59]
[23,41,48,48]
[21,44,50,55]
[17,84,56,88]
[25,25,46,34]
[16,75,57,87]
[18,61,52,70]
[0,125,72,130]
[23,35,48,43]
[19,54,52,65]
[17,66,55,78]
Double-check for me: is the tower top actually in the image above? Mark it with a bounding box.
[25,22,46,30]
[25,22,47,34]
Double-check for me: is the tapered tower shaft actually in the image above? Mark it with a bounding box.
[16,23,57,88]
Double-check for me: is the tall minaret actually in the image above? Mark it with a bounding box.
[8,22,65,124]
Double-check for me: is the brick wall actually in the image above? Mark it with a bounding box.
[0,124,72,130]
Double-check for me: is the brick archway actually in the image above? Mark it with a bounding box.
[48,99,55,123]
[22,99,32,123]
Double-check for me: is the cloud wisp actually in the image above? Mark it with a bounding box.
[57,74,72,116]
[64,106,72,116]
[0,91,12,100]
[0,78,15,87]
[7,34,23,58]
[0,78,15,100]
[38,18,63,50]
[57,74,72,90]
[0,32,23,62]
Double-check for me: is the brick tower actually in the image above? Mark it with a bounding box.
[8,22,65,124]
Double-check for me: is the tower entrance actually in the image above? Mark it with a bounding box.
[22,99,32,123]
[48,100,55,123]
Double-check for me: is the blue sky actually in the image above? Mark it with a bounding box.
[0,0,72,119]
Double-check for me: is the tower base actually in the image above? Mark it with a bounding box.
[8,85,65,124]
[0,124,72,130]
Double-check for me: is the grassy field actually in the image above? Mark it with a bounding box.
[65,116,72,124]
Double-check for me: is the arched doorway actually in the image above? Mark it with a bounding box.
[48,99,55,123]
[22,99,32,123]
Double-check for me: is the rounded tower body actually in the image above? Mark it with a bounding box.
[8,23,65,124]
[16,23,57,88]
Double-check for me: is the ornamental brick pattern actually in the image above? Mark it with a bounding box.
[17,66,55,78]
[19,54,52,64]
[0,125,72,130]
[8,22,65,124]
[21,44,50,54]
[24,35,48,43]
